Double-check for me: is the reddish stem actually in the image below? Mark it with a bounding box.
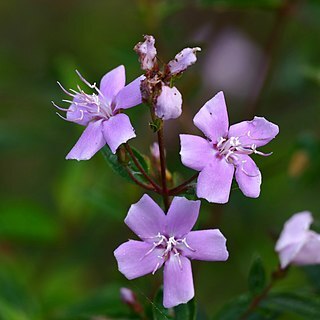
[125,143,161,193]
[169,173,199,195]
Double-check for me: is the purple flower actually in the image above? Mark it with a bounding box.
[168,47,201,76]
[114,194,228,308]
[134,35,157,71]
[275,211,320,269]
[155,84,183,120]
[180,91,279,203]
[53,65,144,160]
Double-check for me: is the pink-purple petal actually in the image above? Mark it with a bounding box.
[99,65,126,101]
[291,231,320,265]
[183,229,229,261]
[179,134,215,171]
[275,211,313,252]
[228,116,279,148]
[155,85,182,120]
[114,240,164,280]
[165,197,201,238]
[163,255,194,308]
[167,47,201,75]
[235,155,261,198]
[66,119,106,161]
[197,157,234,204]
[277,242,305,269]
[114,75,145,111]
[102,113,136,154]
[124,194,166,241]
[193,91,229,142]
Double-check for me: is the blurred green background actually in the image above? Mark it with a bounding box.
[1,0,320,319]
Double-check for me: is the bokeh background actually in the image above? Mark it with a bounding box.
[1,0,320,319]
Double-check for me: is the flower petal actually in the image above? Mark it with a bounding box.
[114,75,145,111]
[196,157,234,204]
[168,47,201,75]
[165,197,201,238]
[235,155,261,198]
[182,229,229,261]
[102,113,136,154]
[99,65,126,101]
[179,134,215,171]
[275,211,313,251]
[277,242,305,269]
[66,119,106,160]
[163,255,194,308]
[155,85,182,120]
[228,116,279,148]
[193,91,229,142]
[134,35,157,71]
[114,240,164,280]
[124,194,166,241]
[292,231,320,265]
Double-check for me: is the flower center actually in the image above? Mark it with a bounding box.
[143,233,195,274]
[53,70,113,122]
[216,136,271,164]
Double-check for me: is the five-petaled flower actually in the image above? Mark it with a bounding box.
[180,91,279,203]
[114,194,228,308]
[53,65,144,160]
[275,211,320,269]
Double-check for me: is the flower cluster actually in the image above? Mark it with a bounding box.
[53,35,320,311]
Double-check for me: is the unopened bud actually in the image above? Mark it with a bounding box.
[120,287,136,305]
[168,47,201,76]
[155,84,182,120]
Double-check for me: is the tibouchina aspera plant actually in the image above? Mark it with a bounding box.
[54,35,320,318]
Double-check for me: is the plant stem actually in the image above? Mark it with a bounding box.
[169,173,199,195]
[124,166,157,192]
[125,143,161,193]
[241,265,288,319]
[157,126,170,212]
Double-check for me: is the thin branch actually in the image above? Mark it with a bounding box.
[169,173,199,195]
[124,166,156,192]
[241,265,288,319]
[125,143,162,193]
[157,127,170,211]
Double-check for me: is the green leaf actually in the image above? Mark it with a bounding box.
[303,265,320,293]
[152,287,173,320]
[213,294,251,320]
[248,257,266,296]
[174,298,196,320]
[178,183,198,200]
[101,145,150,184]
[261,292,320,318]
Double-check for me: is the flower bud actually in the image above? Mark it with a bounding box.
[168,47,201,75]
[120,287,136,305]
[155,85,182,120]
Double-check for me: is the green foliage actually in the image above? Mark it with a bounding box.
[152,287,173,320]
[248,257,267,296]
[212,294,250,320]
[174,299,197,320]
[262,292,320,319]
[101,145,150,184]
